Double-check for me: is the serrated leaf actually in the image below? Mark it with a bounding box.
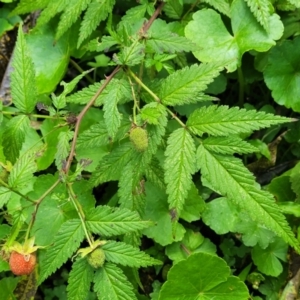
[103,97,122,138]
[187,105,291,137]
[140,103,166,125]
[67,258,94,300]
[2,115,29,163]
[55,130,74,170]
[114,41,145,66]
[163,0,183,19]
[0,187,12,209]
[158,63,224,105]
[86,206,153,236]
[76,122,109,150]
[66,81,104,106]
[87,36,119,52]
[197,145,300,252]
[245,0,271,32]
[39,219,85,284]
[36,0,65,28]
[164,128,196,214]
[11,0,49,15]
[11,26,37,113]
[102,241,162,267]
[89,142,133,186]
[94,263,137,300]
[202,0,231,16]
[78,0,115,46]
[146,31,195,54]
[8,151,37,193]
[56,0,92,40]
[287,0,300,8]
[203,136,258,155]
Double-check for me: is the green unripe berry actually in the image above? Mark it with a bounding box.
[130,127,148,152]
[87,248,105,269]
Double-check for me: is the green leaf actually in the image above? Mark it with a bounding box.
[2,116,30,163]
[163,0,183,19]
[197,145,300,252]
[36,0,65,28]
[67,258,94,300]
[185,0,283,72]
[11,25,37,113]
[66,81,104,105]
[86,205,153,236]
[164,128,196,214]
[39,219,85,284]
[0,187,11,209]
[55,130,74,170]
[140,103,166,125]
[158,252,249,300]
[146,31,195,54]
[25,20,71,94]
[202,0,230,16]
[114,41,145,66]
[263,37,300,112]
[286,0,300,8]
[11,0,49,15]
[187,105,291,137]
[89,142,133,186]
[251,237,288,276]
[102,241,162,267]
[202,136,258,155]
[94,263,137,300]
[142,182,186,246]
[158,63,224,106]
[78,0,115,46]
[8,150,37,193]
[245,0,271,32]
[0,277,19,300]
[56,0,92,40]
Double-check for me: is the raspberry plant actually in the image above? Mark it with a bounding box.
[1,0,300,299]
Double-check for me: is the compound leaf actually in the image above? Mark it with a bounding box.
[102,241,162,267]
[39,219,85,284]
[197,145,300,252]
[187,105,291,137]
[94,263,137,300]
[164,128,196,214]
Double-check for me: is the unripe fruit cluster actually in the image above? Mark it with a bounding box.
[87,248,105,269]
[129,127,148,152]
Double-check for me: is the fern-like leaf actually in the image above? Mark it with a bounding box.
[187,105,292,137]
[67,258,94,300]
[11,0,49,15]
[0,187,12,209]
[164,128,196,214]
[244,0,271,32]
[76,122,109,150]
[202,136,258,155]
[287,0,300,8]
[94,263,137,300]
[39,219,85,284]
[158,63,224,105]
[36,0,65,28]
[55,130,74,170]
[78,0,115,46]
[203,0,231,16]
[86,206,153,236]
[89,142,133,187]
[146,32,195,54]
[56,0,92,40]
[2,115,29,163]
[11,26,37,113]
[113,41,145,66]
[8,151,37,193]
[197,145,300,252]
[66,81,104,106]
[102,241,162,267]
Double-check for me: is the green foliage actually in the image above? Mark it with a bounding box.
[2,0,300,299]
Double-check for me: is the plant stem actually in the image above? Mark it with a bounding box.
[25,179,61,241]
[67,183,94,248]
[70,59,94,84]
[128,75,139,124]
